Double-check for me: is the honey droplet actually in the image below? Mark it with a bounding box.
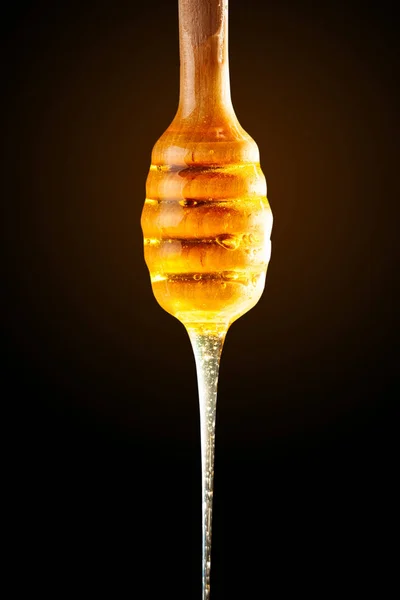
[193,274,202,281]
[216,234,240,250]
[223,271,239,281]
[248,233,260,244]
[144,237,160,246]
[179,199,198,207]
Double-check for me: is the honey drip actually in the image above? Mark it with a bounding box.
[141,1,272,598]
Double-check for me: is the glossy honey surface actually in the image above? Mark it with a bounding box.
[142,129,272,326]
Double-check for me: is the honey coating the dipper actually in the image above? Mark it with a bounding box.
[142,131,272,326]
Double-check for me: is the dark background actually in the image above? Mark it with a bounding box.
[2,0,398,596]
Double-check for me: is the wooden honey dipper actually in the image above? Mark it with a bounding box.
[141,1,272,597]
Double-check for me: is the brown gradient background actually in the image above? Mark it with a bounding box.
[1,0,398,596]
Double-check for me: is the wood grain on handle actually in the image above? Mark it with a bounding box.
[179,0,225,48]
[178,0,230,119]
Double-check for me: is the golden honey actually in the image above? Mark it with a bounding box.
[141,123,272,327]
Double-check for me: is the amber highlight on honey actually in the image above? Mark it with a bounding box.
[141,0,272,330]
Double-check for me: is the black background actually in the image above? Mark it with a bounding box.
[2,0,398,596]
